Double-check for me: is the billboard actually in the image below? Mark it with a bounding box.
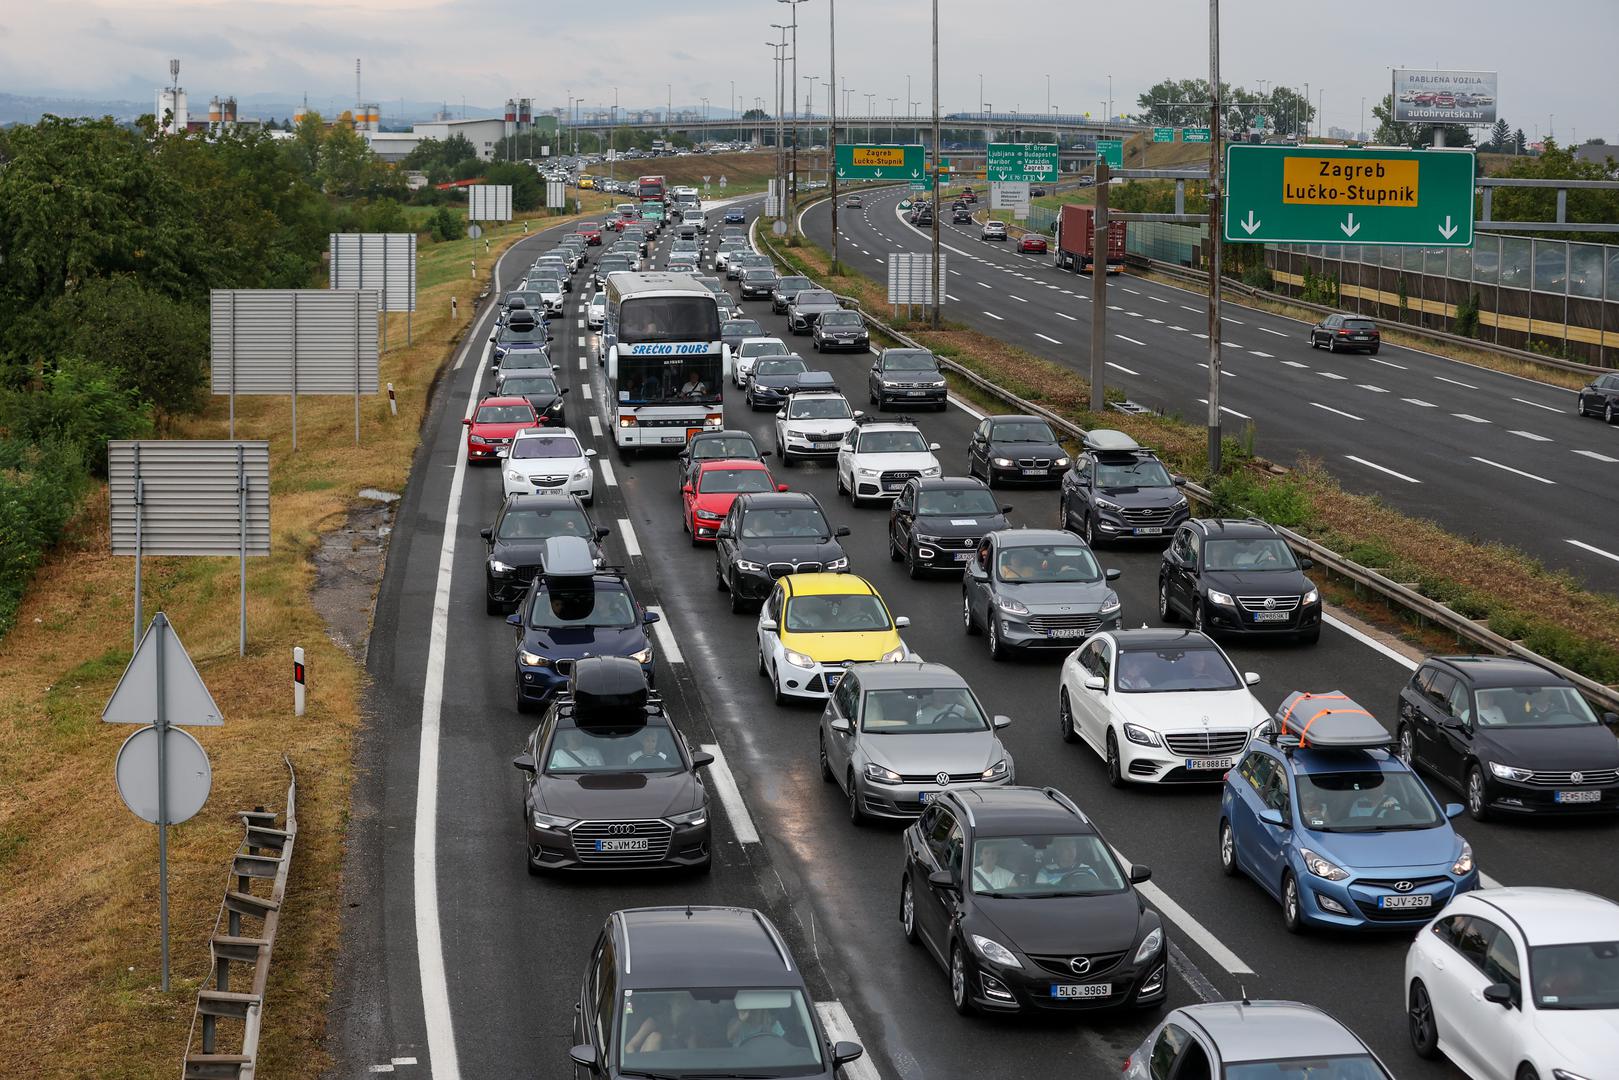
[1391,70,1498,126]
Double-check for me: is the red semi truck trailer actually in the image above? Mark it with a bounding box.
[1053,204,1126,274]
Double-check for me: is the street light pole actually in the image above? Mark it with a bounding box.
[829,0,840,270]
[930,0,941,328]
[864,92,875,144]
[779,0,807,238]
[888,97,897,142]
[1206,0,1225,474]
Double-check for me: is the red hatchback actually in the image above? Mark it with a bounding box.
[1018,234,1049,254]
[462,396,539,462]
[575,221,604,246]
[682,459,787,544]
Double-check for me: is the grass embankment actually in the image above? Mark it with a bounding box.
[767,224,1619,687]
[0,204,591,1078]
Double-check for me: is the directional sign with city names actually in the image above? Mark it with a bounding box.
[834,143,926,180]
[1224,144,1475,247]
[985,143,1057,183]
[1184,127,1211,143]
[1095,139,1123,168]
[1153,127,1176,143]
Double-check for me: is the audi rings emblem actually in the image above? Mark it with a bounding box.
[607,823,636,836]
[1572,771,1584,784]
[1392,880,1415,893]
[1069,956,1092,975]
[1263,596,1278,610]
[936,772,950,787]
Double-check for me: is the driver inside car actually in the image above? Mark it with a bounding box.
[1034,837,1088,885]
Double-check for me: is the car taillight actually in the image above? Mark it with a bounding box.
[1338,329,1351,335]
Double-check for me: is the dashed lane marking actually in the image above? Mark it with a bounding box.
[1311,402,1365,421]
[1508,429,1552,442]
[1357,384,1388,393]
[599,457,617,486]
[1035,333,1062,345]
[1347,455,1422,483]
[1055,312,1077,321]
[700,743,761,844]
[1573,449,1619,463]
[1435,375,1478,389]
[1513,397,1563,413]
[982,310,1004,320]
[645,605,685,664]
[617,518,642,558]
[1471,456,1555,484]
[1452,413,1490,424]
[1115,334,1146,346]
[588,415,603,437]
[1106,361,1139,375]
[1256,325,1287,336]
[1568,538,1619,563]
[1198,399,1253,420]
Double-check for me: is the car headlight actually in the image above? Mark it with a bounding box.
[1451,840,1475,877]
[695,509,724,522]
[518,649,549,667]
[1207,590,1235,607]
[826,556,849,571]
[628,647,653,665]
[1302,588,1319,605]
[783,648,816,668]
[668,806,708,827]
[857,468,881,478]
[1094,496,1123,512]
[1133,927,1163,964]
[1100,593,1121,615]
[931,379,947,388]
[980,759,1009,781]
[1300,847,1350,881]
[992,456,1013,468]
[880,646,906,663]
[970,934,1021,969]
[734,559,763,572]
[1552,1071,1597,1080]
[488,559,515,575]
[1053,457,1071,468]
[530,810,576,830]
[863,762,903,785]
[1121,722,1161,747]
[786,429,810,439]
[547,400,564,411]
[572,467,591,481]
[921,466,942,477]
[994,595,1028,616]
[1488,761,1533,783]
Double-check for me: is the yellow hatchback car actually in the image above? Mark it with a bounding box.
[757,573,914,704]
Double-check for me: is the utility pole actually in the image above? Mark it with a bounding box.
[888,97,897,142]
[829,0,840,270]
[780,0,807,238]
[1089,158,1109,413]
[1206,0,1225,474]
[769,34,788,218]
[864,92,875,144]
[930,0,941,328]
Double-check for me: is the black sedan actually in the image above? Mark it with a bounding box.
[480,494,608,615]
[677,429,768,493]
[870,348,947,410]
[966,414,1069,487]
[788,289,842,334]
[901,787,1166,1016]
[812,310,870,353]
[491,372,570,427]
[888,477,1010,577]
[713,492,850,613]
[1307,313,1381,354]
[1577,371,1619,424]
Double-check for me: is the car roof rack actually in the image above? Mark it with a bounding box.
[1042,787,1089,823]
[1267,691,1391,753]
[854,413,919,426]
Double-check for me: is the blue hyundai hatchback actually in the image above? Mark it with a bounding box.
[1219,691,1478,932]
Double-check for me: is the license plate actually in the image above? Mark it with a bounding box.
[1133,526,1164,536]
[883,482,904,491]
[1021,468,1045,476]
[1252,611,1290,623]
[1185,756,1235,771]
[1051,983,1111,999]
[906,390,927,396]
[1050,627,1086,639]
[661,435,683,444]
[1556,790,1601,804]
[1377,894,1433,910]
[595,838,650,852]
[954,553,971,562]
[919,791,937,803]
[825,672,843,687]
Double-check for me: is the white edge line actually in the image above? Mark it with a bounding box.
[1321,614,1417,672]
[813,1003,881,1080]
[1110,844,1254,976]
[645,604,684,664]
[1566,538,1619,564]
[699,743,762,844]
[617,517,642,558]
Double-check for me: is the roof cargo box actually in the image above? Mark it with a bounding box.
[1272,691,1390,750]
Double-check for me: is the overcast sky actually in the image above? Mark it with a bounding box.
[4,0,1615,141]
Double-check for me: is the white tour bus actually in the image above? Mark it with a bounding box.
[602,273,729,452]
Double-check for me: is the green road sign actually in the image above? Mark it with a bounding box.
[1095,139,1123,168]
[986,142,1058,183]
[1153,127,1175,143]
[1184,127,1211,143]
[1224,144,1475,246]
[834,143,926,181]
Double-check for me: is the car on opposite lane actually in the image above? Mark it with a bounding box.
[1576,371,1619,423]
[1308,313,1382,354]
[964,529,1121,660]
[714,491,851,613]
[869,347,948,410]
[757,572,913,704]
[888,477,1011,577]
[481,494,608,615]
[463,397,539,463]
[967,414,1070,487]
[1018,233,1048,254]
[682,458,786,545]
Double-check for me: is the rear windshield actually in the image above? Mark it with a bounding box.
[512,436,581,459]
[757,359,808,376]
[797,291,836,306]
[1344,319,1377,330]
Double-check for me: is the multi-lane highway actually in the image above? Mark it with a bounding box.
[804,186,1619,596]
[327,196,1619,1080]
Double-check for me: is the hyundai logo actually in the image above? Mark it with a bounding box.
[1263,597,1278,610]
[936,772,950,787]
[1393,880,1415,893]
[1069,956,1092,975]
[607,823,636,836]
[1572,771,1584,784]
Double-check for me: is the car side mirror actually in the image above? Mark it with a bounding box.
[870,363,880,372]
[777,483,790,492]
[927,869,959,892]
[1258,808,1286,827]
[568,1045,599,1071]
[829,717,852,734]
[1083,676,1106,692]
[512,753,536,773]
[776,410,787,420]
[1105,568,1121,581]
[1000,504,1014,515]
[479,527,493,540]
[558,386,571,395]
[1171,474,1188,486]
[853,410,865,418]
[643,610,661,624]
[894,616,910,628]
[690,750,716,769]
[1482,982,1515,1008]
[461,418,472,426]
[758,449,773,459]
[992,714,1012,730]
[595,526,611,540]
[835,526,852,538]
[1605,712,1619,728]
[833,1042,865,1069]
[1445,802,1465,819]
[1299,557,1314,570]
[716,528,733,540]
[1245,671,1261,686]
[584,448,598,458]
[506,613,522,627]
[760,618,779,632]
[1128,864,1152,884]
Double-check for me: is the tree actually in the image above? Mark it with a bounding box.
[1514,129,1528,155]
[1133,77,1313,138]
[1491,140,1619,239]
[1490,119,1512,153]
[484,161,543,211]
[742,108,769,121]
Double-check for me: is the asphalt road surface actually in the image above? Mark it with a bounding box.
[327,195,1618,1080]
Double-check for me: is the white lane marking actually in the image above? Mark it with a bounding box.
[1311,402,1365,421]
[976,280,993,289]
[1197,399,1253,419]
[1282,360,1311,369]
[700,744,761,844]
[1573,449,1619,463]
[578,354,587,371]
[1225,318,1245,325]
[645,605,684,664]
[945,293,961,302]
[576,335,586,349]
[370,1066,395,1074]
[393,1059,419,1067]
[1452,413,1490,424]
[1256,325,1287,336]
[1323,613,1418,671]
[982,310,1004,321]
[1508,429,1552,442]
[1108,304,1124,311]
[600,457,618,486]
[1127,311,1143,318]
[581,381,593,400]
[1008,294,1028,303]
[949,395,987,420]
[1568,538,1619,564]
[1168,325,1188,332]
[814,1003,880,1080]
[1513,397,1563,413]
[1123,287,1141,295]
[1249,351,1274,358]
[1116,334,1146,346]
[1471,456,1555,484]
[1347,455,1422,483]
[1370,356,1408,370]
[1180,304,1200,313]
[1055,311,1078,321]
[1192,332,1209,340]
[1109,844,1254,976]
[588,415,603,437]
[1358,384,1388,393]
[1220,338,1239,346]
[948,269,962,276]
[1435,375,1479,389]
[1317,371,1347,380]
[617,517,642,558]
[1035,333,1062,345]
[1148,295,1169,304]
[1147,318,1165,325]
[1106,361,1140,375]
[1398,398,1434,409]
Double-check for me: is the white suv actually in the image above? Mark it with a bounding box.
[501,426,597,504]
[774,386,861,466]
[834,420,941,506]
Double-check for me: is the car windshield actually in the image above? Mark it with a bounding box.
[1095,459,1174,487]
[740,508,830,539]
[861,687,986,733]
[617,987,825,1076]
[789,397,852,420]
[512,436,581,460]
[1204,537,1299,572]
[797,291,835,307]
[918,489,999,516]
[699,468,775,495]
[1114,647,1242,693]
[618,296,720,345]
[968,834,1125,897]
[692,438,759,461]
[1475,685,1601,728]
[756,359,808,377]
[527,586,636,630]
[778,276,811,292]
[783,595,890,633]
[544,724,682,774]
[744,269,777,281]
[501,377,558,396]
[1225,1056,1392,1080]
[1531,941,1619,1010]
[740,340,790,358]
[501,351,549,371]
[590,296,606,310]
[859,430,928,454]
[996,544,1100,583]
[821,312,862,328]
[496,507,591,540]
[724,320,762,338]
[883,351,938,371]
[500,326,546,343]
[1293,769,1442,832]
[598,258,630,271]
[990,420,1055,443]
[476,404,535,424]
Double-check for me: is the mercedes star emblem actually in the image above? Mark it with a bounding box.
[936,772,950,787]
[1393,880,1415,893]
[1069,956,1092,975]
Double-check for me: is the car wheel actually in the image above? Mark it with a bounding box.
[870,387,879,406]
[1408,980,1440,1060]
[514,676,534,715]
[1468,764,1491,821]
[1327,336,1339,353]
[1106,729,1125,788]
[987,616,1008,661]
[1308,332,1319,349]
[1158,578,1178,623]
[1083,510,1098,548]
[1398,725,1416,767]
[1057,494,1070,531]
[888,529,903,561]
[1517,1066,1540,1080]
[836,469,848,495]
[1608,402,1616,425]
[962,594,980,636]
[1282,872,1305,934]
[905,544,923,579]
[1059,690,1079,744]
[901,877,920,943]
[950,944,975,1015]
[758,647,768,677]
[485,593,504,617]
[688,519,702,548]
[716,559,729,592]
[730,577,750,614]
[818,733,834,781]
[772,661,789,706]
[1193,598,1207,635]
[1369,346,1380,355]
[1219,819,1239,877]
[846,771,865,826]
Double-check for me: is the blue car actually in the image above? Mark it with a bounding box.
[723,208,747,224]
[1219,691,1477,932]
[508,537,657,712]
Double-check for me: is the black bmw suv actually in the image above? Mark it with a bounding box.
[1158,518,1321,644]
[714,492,850,613]
[900,786,1166,1016]
[1058,429,1190,547]
[888,477,1010,577]
[481,494,609,615]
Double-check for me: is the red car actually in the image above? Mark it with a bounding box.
[1018,234,1049,254]
[575,221,604,246]
[681,459,787,544]
[462,396,539,462]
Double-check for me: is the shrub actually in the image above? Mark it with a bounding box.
[1206,470,1315,529]
[0,439,92,635]
[0,357,154,477]
[426,206,462,243]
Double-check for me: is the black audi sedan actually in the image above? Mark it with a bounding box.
[1158,518,1321,644]
[900,786,1166,1016]
[480,494,608,615]
[714,491,850,614]
[888,477,1011,577]
[966,414,1070,487]
[1577,371,1619,424]
[1396,655,1619,820]
[513,657,713,873]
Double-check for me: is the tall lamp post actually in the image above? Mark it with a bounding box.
[1205,0,1225,473]
[828,0,840,270]
[864,92,875,144]
[779,0,808,237]
[887,97,897,142]
[929,0,941,328]
[769,30,790,218]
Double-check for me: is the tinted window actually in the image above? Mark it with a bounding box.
[1115,647,1242,693]
[692,437,759,461]
[917,489,999,516]
[1203,537,1299,572]
[861,687,986,733]
[699,468,775,494]
[989,420,1055,443]
[497,507,591,540]
[739,507,830,538]
[1456,917,1497,971]
[782,595,890,633]
[996,544,1100,583]
[796,291,836,306]
[724,320,763,336]
[882,351,939,371]
[1476,684,1601,728]
[1531,940,1619,1010]
[1226,1057,1389,1080]
[476,404,535,424]
[501,376,559,396]
[821,312,863,327]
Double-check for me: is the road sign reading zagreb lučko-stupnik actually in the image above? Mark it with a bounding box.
[1224,143,1475,247]
[835,144,926,180]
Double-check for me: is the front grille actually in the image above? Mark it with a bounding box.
[570,819,673,865]
[1162,731,1250,758]
[1120,506,1176,526]
[527,474,568,486]
[1026,613,1104,633]
[767,561,822,578]
[918,536,976,551]
[888,381,936,390]
[553,658,575,677]
[1237,595,1301,613]
[1524,769,1619,787]
[806,432,842,443]
[1016,457,1052,468]
[1359,876,1450,891]
[1028,951,1127,979]
[881,470,920,486]
[895,772,984,784]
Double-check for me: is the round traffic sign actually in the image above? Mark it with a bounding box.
[115,725,212,825]
[772,220,788,237]
[466,224,483,240]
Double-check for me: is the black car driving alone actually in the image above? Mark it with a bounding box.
[888,477,1011,577]
[714,491,850,613]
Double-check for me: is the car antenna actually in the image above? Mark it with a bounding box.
[1238,981,1250,1006]
[685,903,694,920]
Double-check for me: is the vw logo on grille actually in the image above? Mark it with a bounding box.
[1263,597,1278,610]
[936,772,950,787]
[1393,880,1415,893]
[1069,956,1092,975]
[1572,771,1584,784]
[607,823,636,836]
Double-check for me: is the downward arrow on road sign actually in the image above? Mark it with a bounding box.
[837,168,846,178]
[875,169,883,178]
[1240,210,1261,235]
[1340,213,1360,238]
[1438,215,1458,239]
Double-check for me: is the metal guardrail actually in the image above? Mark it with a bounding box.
[758,229,1619,714]
[180,757,298,1080]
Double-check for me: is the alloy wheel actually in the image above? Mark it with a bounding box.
[1059,692,1078,744]
[962,595,979,635]
[1409,981,1439,1059]
[901,878,919,943]
[1158,579,1174,622]
[1106,731,1124,788]
[1283,874,1303,933]
[1220,820,1238,876]
[950,946,973,1015]
[1398,726,1415,765]
[1468,766,1490,821]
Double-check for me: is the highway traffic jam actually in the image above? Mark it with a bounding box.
[391,175,1619,1080]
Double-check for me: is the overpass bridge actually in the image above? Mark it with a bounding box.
[566,110,1145,145]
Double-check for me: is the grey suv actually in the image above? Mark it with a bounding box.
[1058,429,1189,546]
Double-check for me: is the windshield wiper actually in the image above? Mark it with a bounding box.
[974,891,1033,899]
[619,1070,684,1080]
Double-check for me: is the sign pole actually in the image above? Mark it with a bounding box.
[228,292,237,439]
[828,0,839,270]
[1206,0,1224,476]
[237,445,247,657]
[154,612,171,992]
[290,293,299,452]
[1090,160,1110,413]
[930,0,941,328]
[354,291,363,446]
[133,445,144,654]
